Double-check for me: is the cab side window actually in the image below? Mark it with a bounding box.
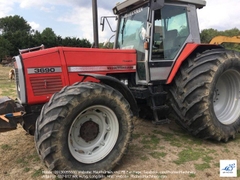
[151,5,189,60]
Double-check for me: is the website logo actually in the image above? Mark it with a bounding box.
[220,160,237,177]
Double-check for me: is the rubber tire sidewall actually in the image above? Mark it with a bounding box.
[208,57,240,136]
[35,83,133,175]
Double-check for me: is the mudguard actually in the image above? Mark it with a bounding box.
[167,43,223,84]
[80,73,139,117]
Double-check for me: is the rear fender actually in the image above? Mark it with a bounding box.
[80,73,139,116]
[166,43,223,84]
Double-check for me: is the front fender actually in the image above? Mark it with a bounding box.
[79,73,139,117]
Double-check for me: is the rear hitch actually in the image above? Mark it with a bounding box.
[0,96,25,132]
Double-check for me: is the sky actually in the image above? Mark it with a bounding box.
[0,0,239,43]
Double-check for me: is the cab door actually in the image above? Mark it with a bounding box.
[149,5,191,82]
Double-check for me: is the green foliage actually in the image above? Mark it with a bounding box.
[200,28,219,43]
[0,15,31,34]
[200,28,240,52]
[0,36,12,60]
[41,28,57,48]
[0,15,91,61]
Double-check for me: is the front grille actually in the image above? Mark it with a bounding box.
[30,76,63,96]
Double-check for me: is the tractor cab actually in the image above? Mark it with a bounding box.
[113,0,206,84]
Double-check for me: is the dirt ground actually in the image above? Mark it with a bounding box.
[0,118,239,180]
[0,66,239,180]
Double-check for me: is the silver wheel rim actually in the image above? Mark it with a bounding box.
[213,69,240,125]
[68,105,119,164]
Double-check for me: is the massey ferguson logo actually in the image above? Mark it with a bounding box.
[107,66,134,70]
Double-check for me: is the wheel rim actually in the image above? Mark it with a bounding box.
[213,69,240,125]
[68,105,119,164]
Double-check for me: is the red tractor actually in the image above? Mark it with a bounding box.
[1,0,240,177]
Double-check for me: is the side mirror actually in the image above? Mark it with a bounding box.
[151,0,164,11]
[100,17,105,31]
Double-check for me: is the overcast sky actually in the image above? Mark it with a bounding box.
[0,0,239,43]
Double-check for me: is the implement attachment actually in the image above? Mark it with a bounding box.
[0,97,25,132]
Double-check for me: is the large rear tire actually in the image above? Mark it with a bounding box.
[34,82,133,178]
[168,49,240,142]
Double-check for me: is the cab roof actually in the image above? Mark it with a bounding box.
[113,0,206,15]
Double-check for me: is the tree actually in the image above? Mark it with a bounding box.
[0,14,92,60]
[0,15,31,34]
[200,28,240,52]
[41,28,57,48]
[200,28,219,43]
[61,37,91,47]
[0,36,12,61]
[0,15,32,56]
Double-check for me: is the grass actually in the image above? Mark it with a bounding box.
[31,169,43,178]
[16,151,42,167]
[149,152,167,159]
[1,144,12,150]
[152,129,203,147]
[174,148,202,165]
[173,147,213,168]
[140,155,149,161]
[132,133,141,139]
[0,66,17,98]
[141,134,160,150]
[189,173,196,178]
[136,125,225,175]
[23,167,30,172]
[194,163,211,171]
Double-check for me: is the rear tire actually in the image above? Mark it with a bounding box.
[34,82,133,177]
[168,49,240,142]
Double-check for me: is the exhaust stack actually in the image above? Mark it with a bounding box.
[92,0,99,48]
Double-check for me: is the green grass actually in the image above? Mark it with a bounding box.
[173,147,213,167]
[189,173,196,178]
[149,152,167,159]
[153,129,203,147]
[141,134,160,150]
[15,151,41,174]
[16,157,28,165]
[140,155,149,161]
[174,148,202,165]
[1,144,12,150]
[194,163,211,171]
[23,167,31,172]
[26,152,41,162]
[132,133,141,139]
[0,66,17,98]
[31,169,43,178]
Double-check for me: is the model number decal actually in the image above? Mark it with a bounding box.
[27,67,62,74]
[34,68,55,73]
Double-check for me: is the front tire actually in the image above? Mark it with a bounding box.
[35,82,133,177]
[168,49,240,142]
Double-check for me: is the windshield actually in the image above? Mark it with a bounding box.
[117,6,148,55]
